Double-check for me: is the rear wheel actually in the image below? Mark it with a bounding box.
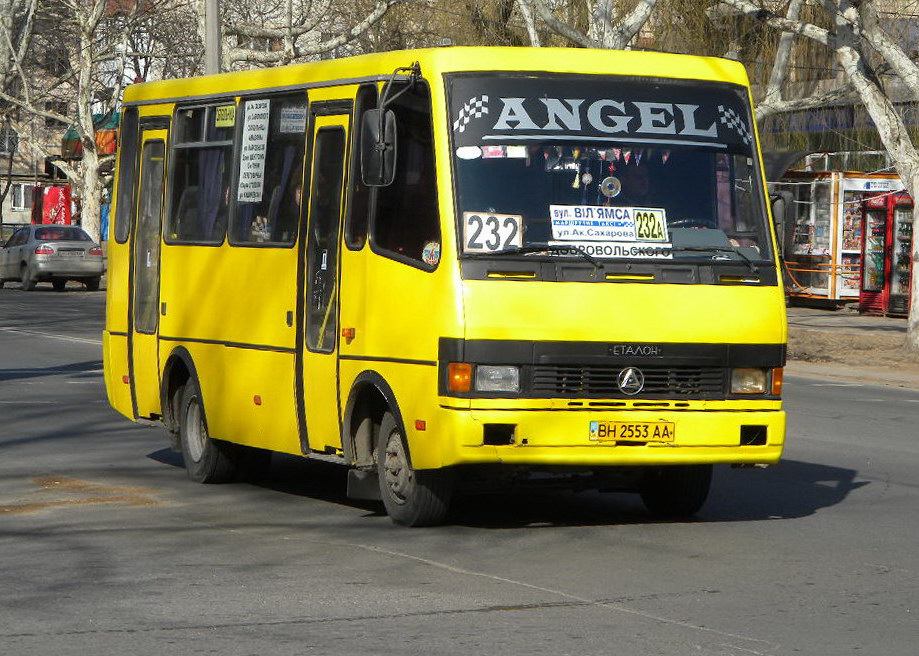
[639,465,712,518]
[52,279,66,292]
[376,412,452,527]
[85,277,100,291]
[179,379,238,483]
[20,265,35,291]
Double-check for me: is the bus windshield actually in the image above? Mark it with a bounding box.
[447,73,772,265]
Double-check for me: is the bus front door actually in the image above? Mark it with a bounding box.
[129,130,168,419]
[299,115,349,452]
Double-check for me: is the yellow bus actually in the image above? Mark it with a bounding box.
[104,47,786,526]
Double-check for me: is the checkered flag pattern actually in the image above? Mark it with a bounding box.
[453,95,489,133]
[718,105,752,145]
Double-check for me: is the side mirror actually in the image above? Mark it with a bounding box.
[361,109,397,187]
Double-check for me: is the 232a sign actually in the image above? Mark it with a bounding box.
[463,212,523,253]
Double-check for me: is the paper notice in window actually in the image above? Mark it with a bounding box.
[237,99,271,204]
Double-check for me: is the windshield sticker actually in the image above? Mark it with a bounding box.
[548,241,673,260]
[463,212,523,253]
[482,145,505,159]
[456,146,482,160]
[449,76,753,151]
[550,205,668,242]
[422,241,441,266]
[506,145,528,159]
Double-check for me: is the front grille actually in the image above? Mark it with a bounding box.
[531,365,726,398]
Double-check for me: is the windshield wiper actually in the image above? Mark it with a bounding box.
[669,246,759,274]
[467,243,603,272]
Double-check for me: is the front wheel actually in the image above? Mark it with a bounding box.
[639,465,712,518]
[376,412,452,527]
[179,380,238,483]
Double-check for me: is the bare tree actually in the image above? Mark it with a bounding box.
[0,0,175,241]
[201,0,405,69]
[710,0,919,346]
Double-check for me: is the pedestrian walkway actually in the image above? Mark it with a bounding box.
[785,303,919,388]
[787,305,907,337]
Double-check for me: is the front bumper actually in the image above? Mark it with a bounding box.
[423,404,785,469]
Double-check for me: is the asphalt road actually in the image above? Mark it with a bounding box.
[1,286,918,655]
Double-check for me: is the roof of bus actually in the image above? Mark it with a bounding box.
[122,47,751,105]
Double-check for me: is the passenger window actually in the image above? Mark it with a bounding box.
[370,82,440,268]
[113,107,139,243]
[344,85,377,250]
[167,104,235,244]
[230,93,307,246]
[305,128,346,352]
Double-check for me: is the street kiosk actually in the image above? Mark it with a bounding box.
[859,193,914,316]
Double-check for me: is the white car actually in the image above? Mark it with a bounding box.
[0,225,105,291]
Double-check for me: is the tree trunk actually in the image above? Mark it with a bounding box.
[908,177,919,351]
[79,150,102,242]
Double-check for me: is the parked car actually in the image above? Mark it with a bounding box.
[0,225,104,291]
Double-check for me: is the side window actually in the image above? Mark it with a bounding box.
[113,107,139,243]
[344,84,377,249]
[166,104,235,244]
[370,82,440,268]
[230,93,307,246]
[134,141,166,334]
[7,228,27,247]
[305,128,346,352]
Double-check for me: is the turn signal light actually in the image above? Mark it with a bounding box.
[34,245,53,254]
[771,368,784,396]
[447,362,472,393]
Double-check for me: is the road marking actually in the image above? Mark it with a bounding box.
[266,536,779,652]
[0,400,59,404]
[0,326,102,346]
[810,383,864,387]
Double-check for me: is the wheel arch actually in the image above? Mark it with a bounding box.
[160,346,202,434]
[342,371,408,468]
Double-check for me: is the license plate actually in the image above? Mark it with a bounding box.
[589,421,675,442]
[57,251,83,257]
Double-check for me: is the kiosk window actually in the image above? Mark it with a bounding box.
[167,104,235,244]
[371,83,439,267]
[230,93,307,246]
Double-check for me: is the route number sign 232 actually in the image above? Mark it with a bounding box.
[463,212,522,253]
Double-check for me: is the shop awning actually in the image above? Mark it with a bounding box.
[61,113,120,160]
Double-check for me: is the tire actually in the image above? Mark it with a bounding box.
[52,279,66,292]
[639,465,712,518]
[376,412,452,527]
[178,379,238,483]
[20,265,35,291]
[85,277,100,291]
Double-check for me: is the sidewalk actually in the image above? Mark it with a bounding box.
[785,304,919,389]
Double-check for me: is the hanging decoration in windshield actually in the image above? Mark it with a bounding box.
[448,75,754,151]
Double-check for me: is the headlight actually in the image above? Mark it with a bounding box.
[731,368,767,394]
[475,365,520,392]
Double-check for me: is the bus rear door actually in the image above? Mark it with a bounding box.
[298,112,349,452]
[129,128,168,418]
